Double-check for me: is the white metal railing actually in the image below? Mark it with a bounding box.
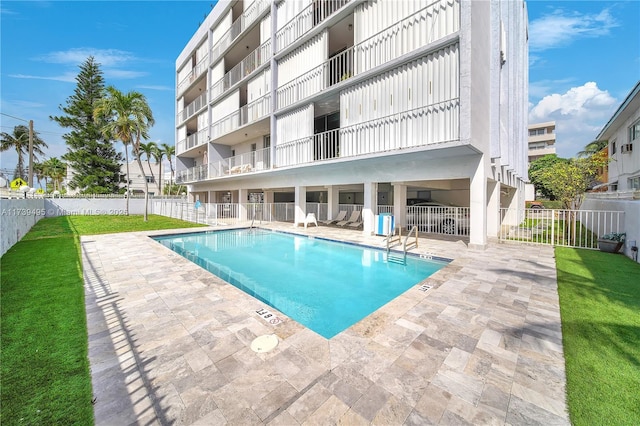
[210,40,271,102]
[210,0,270,63]
[177,55,209,96]
[207,146,271,178]
[499,208,625,249]
[276,0,459,110]
[276,100,459,167]
[275,0,352,52]
[210,94,271,141]
[377,205,393,214]
[175,165,208,184]
[176,127,209,154]
[305,202,329,221]
[407,205,470,236]
[177,91,208,125]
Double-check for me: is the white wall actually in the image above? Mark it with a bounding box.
[0,198,44,257]
[608,112,640,190]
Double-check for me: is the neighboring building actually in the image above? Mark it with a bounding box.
[121,161,162,196]
[599,81,640,192]
[175,0,529,248]
[527,121,556,164]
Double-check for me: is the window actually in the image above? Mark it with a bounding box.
[629,120,640,143]
[251,143,256,152]
[611,140,616,155]
[146,176,155,183]
[264,135,270,148]
[629,176,640,190]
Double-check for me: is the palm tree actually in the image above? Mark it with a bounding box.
[0,125,48,180]
[42,157,67,191]
[33,161,45,190]
[152,144,165,195]
[577,139,608,158]
[138,141,158,195]
[94,86,155,220]
[160,143,175,195]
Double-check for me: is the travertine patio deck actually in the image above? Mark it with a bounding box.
[82,223,569,425]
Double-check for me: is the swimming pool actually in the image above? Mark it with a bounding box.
[153,229,448,338]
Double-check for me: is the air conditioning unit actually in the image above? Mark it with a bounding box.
[621,144,633,153]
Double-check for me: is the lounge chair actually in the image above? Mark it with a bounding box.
[337,210,360,227]
[347,218,363,228]
[320,210,347,225]
[304,213,318,228]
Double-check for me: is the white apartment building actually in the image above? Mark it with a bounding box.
[120,161,162,196]
[600,81,640,192]
[175,0,529,248]
[528,121,556,164]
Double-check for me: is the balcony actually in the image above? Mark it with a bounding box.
[276,100,460,168]
[177,91,208,125]
[210,94,271,141]
[177,55,209,96]
[176,147,271,183]
[277,0,459,110]
[210,39,271,102]
[176,128,209,155]
[210,0,270,64]
[275,0,352,52]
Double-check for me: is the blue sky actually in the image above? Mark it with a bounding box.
[1,0,639,173]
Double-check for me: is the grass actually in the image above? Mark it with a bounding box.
[555,247,640,425]
[0,215,205,425]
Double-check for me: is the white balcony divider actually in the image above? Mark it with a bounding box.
[407,205,470,236]
[177,55,209,96]
[177,91,208,125]
[499,208,625,249]
[176,127,209,154]
[275,0,352,52]
[210,40,272,102]
[210,93,271,141]
[210,0,270,63]
[275,100,459,167]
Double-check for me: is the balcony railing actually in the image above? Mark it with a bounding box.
[210,0,270,63]
[276,100,459,168]
[177,91,208,125]
[277,0,459,110]
[210,39,271,102]
[177,55,209,96]
[210,94,271,141]
[176,127,209,155]
[176,147,271,183]
[275,0,352,52]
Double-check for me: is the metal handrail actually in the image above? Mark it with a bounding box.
[404,225,419,253]
[385,226,402,253]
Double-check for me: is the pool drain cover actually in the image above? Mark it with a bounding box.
[251,334,278,353]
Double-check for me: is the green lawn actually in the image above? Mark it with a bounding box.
[0,215,205,425]
[555,247,640,425]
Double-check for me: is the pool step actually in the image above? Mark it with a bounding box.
[386,253,406,265]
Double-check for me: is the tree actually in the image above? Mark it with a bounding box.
[160,143,175,195]
[530,155,608,210]
[577,139,608,158]
[138,141,158,194]
[51,57,123,194]
[0,125,48,180]
[152,144,164,196]
[94,87,155,220]
[528,154,568,199]
[42,157,67,192]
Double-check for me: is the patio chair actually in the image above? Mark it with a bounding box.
[304,213,318,229]
[347,218,363,228]
[320,210,347,225]
[337,210,360,227]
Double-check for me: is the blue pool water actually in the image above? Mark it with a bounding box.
[153,229,448,338]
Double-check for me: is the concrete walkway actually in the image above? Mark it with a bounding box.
[82,224,570,425]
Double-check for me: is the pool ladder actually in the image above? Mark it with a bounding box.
[385,226,419,265]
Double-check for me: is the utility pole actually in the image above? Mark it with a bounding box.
[28,119,34,187]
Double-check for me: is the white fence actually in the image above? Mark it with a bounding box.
[499,208,625,249]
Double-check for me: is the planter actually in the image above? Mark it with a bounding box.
[598,239,623,253]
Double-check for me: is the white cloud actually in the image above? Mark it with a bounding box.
[36,48,136,67]
[9,72,77,83]
[104,69,148,79]
[136,85,173,92]
[529,8,618,52]
[529,82,618,158]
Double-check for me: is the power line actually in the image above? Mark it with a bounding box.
[0,112,29,123]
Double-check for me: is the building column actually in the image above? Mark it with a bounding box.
[327,185,339,220]
[294,185,306,226]
[469,157,488,249]
[238,188,248,222]
[486,180,499,238]
[392,183,407,229]
[363,182,377,235]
